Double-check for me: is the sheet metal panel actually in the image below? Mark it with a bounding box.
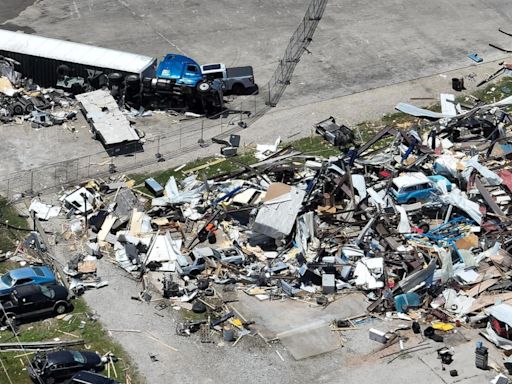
[76,90,140,146]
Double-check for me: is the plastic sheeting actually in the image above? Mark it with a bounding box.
[354,257,384,290]
[152,176,205,206]
[462,156,502,186]
[439,188,482,224]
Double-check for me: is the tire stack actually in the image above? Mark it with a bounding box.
[124,74,141,107]
[108,72,124,100]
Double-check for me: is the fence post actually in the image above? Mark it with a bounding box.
[87,155,91,178]
[30,170,34,195]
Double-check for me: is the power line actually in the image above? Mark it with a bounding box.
[0,303,45,384]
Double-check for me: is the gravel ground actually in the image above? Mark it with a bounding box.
[18,187,499,384]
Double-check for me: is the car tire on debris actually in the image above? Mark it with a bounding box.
[192,300,207,314]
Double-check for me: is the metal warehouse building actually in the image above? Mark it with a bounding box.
[0,29,157,87]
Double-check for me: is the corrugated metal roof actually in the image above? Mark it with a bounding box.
[0,29,155,74]
[76,90,140,146]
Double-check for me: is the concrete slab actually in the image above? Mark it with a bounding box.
[277,320,341,360]
[234,292,368,339]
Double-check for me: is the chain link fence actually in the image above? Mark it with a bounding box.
[266,0,328,106]
[0,0,328,199]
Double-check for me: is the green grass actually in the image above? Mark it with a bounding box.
[289,136,343,157]
[0,198,28,254]
[470,77,512,104]
[131,136,342,191]
[0,298,142,384]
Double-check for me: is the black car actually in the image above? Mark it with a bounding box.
[0,283,73,325]
[66,371,119,384]
[29,350,106,384]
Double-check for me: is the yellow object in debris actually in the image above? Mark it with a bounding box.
[432,322,455,332]
[231,318,243,328]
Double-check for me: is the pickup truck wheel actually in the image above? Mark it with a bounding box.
[232,83,245,95]
[54,302,67,315]
[196,81,211,93]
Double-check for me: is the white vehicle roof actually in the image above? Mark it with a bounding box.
[392,172,431,189]
[485,303,512,326]
[201,63,226,73]
[0,29,156,74]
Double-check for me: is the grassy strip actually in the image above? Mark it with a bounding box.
[0,197,29,254]
[0,295,141,384]
[131,135,342,194]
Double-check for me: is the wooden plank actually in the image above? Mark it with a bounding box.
[467,292,512,313]
[465,279,498,298]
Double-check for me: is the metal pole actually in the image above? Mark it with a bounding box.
[87,155,91,177]
[30,170,34,195]
[81,193,88,232]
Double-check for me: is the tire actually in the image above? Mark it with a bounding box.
[1,312,15,326]
[108,72,124,86]
[12,104,24,115]
[125,74,140,86]
[54,302,67,315]
[418,223,430,233]
[192,300,207,314]
[25,103,35,113]
[197,279,209,290]
[196,80,211,93]
[70,82,84,95]
[232,83,245,95]
[56,64,70,78]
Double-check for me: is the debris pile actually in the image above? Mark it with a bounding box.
[0,56,78,127]
[24,90,512,371]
